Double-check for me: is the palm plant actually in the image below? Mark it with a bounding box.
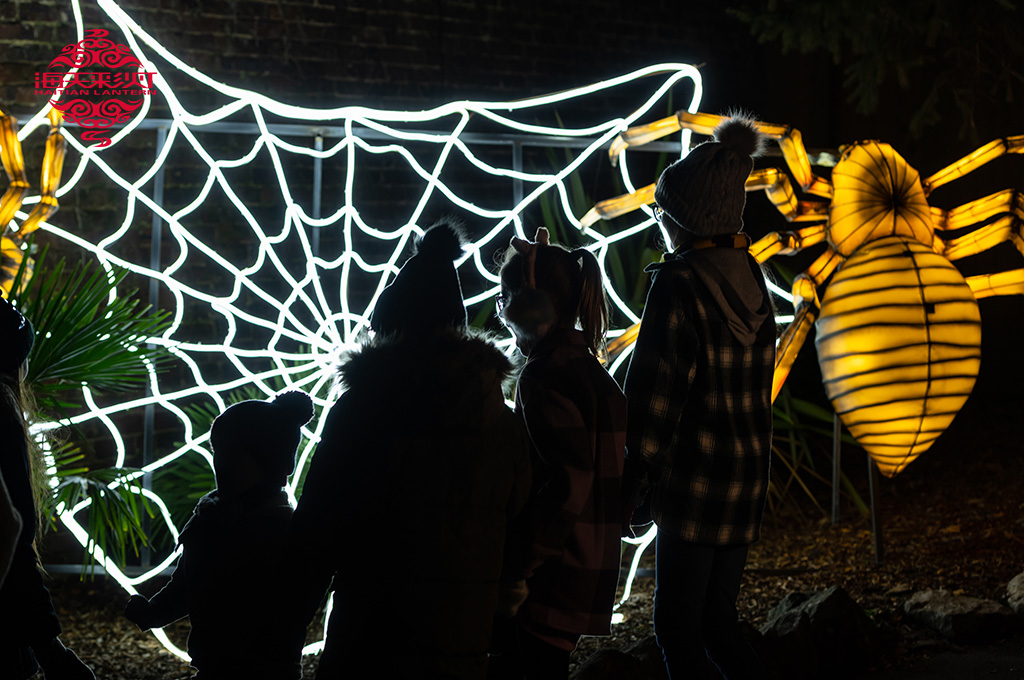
[769,386,868,521]
[6,246,172,570]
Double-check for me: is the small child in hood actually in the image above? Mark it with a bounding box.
[125,391,314,680]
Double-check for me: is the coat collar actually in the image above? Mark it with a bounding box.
[525,326,588,363]
[645,233,751,273]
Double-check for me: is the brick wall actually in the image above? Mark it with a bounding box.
[2,0,1022,404]
[1,1,787,112]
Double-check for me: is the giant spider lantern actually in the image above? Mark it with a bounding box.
[589,111,1024,477]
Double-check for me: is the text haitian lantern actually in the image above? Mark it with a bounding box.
[595,111,1023,476]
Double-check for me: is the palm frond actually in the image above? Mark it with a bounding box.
[7,248,171,416]
[43,441,152,575]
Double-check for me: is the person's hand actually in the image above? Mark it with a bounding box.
[621,502,637,539]
[32,637,96,680]
[496,579,529,618]
[125,594,153,631]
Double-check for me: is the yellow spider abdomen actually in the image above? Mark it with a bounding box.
[815,236,981,476]
[828,141,935,257]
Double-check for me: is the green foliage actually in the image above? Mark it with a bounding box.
[7,247,172,571]
[43,443,151,574]
[9,248,172,416]
[769,386,868,520]
[729,0,1024,140]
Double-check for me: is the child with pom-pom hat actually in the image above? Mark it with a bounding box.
[125,390,315,680]
[623,114,775,680]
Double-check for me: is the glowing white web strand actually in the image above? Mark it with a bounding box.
[2,0,736,661]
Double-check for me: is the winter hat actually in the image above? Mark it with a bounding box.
[654,115,765,237]
[370,218,468,335]
[0,295,34,374]
[210,390,314,483]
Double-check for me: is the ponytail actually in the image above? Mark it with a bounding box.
[498,231,611,357]
[573,249,609,357]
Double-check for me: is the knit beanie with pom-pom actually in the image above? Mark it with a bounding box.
[210,390,315,484]
[654,114,766,237]
[370,217,468,335]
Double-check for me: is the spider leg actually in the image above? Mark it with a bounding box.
[609,111,831,194]
[749,224,828,263]
[16,109,65,238]
[590,112,831,227]
[923,135,1024,194]
[966,269,1024,299]
[0,109,32,230]
[747,168,830,222]
[579,169,828,229]
[933,189,1024,260]
[771,247,842,402]
[0,109,64,296]
[579,185,655,228]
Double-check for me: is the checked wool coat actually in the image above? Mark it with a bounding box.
[624,247,775,546]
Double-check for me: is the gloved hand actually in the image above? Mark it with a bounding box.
[496,579,529,618]
[125,593,154,631]
[32,636,96,680]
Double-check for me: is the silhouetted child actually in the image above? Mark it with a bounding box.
[624,115,774,680]
[488,228,626,680]
[125,390,314,680]
[1,296,96,680]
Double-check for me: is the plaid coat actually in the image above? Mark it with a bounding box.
[505,328,626,637]
[624,250,775,545]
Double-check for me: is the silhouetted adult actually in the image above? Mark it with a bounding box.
[0,296,95,680]
[125,390,314,679]
[291,219,531,679]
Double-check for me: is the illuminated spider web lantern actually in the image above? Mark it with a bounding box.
[1,0,711,658]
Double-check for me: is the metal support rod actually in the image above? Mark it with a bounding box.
[312,134,323,259]
[832,412,842,525]
[867,453,885,564]
[37,114,687,151]
[512,140,524,209]
[141,124,167,569]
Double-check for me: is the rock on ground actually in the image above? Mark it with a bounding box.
[903,589,1020,644]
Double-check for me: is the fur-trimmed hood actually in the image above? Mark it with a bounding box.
[335,327,517,434]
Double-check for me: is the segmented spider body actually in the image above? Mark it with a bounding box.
[816,236,981,475]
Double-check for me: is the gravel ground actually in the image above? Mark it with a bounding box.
[31,396,1024,679]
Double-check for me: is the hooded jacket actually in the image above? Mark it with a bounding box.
[291,328,531,679]
[624,244,775,545]
[140,485,298,678]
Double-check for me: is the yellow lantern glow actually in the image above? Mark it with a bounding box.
[0,108,65,296]
[597,111,1024,476]
[816,237,981,476]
